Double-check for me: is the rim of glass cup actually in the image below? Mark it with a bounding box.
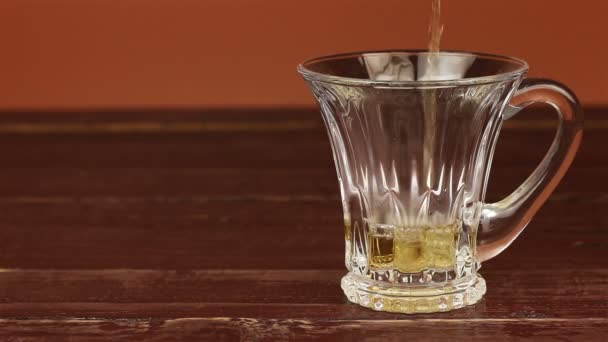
[297,50,529,87]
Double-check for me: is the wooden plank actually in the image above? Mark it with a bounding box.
[0,318,606,341]
[0,198,605,270]
[0,108,602,170]
[0,131,602,169]
[0,131,333,169]
[0,166,603,199]
[0,131,608,169]
[0,268,605,320]
[0,131,601,169]
[1,302,607,322]
[0,107,603,131]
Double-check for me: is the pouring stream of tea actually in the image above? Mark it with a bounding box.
[423,0,443,190]
[428,0,443,53]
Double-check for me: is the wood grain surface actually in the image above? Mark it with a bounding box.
[0,108,606,341]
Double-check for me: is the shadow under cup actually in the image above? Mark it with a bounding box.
[298,51,582,313]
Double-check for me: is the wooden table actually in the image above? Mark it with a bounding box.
[0,108,605,341]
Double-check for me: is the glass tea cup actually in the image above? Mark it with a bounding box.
[298,50,583,313]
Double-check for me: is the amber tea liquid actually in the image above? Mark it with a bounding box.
[368,221,466,272]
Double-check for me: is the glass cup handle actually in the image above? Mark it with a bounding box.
[478,78,584,262]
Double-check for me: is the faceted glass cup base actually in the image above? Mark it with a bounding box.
[341,272,486,313]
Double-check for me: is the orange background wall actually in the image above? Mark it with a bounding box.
[0,0,606,109]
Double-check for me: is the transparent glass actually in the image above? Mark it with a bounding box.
[298,51,583,313]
